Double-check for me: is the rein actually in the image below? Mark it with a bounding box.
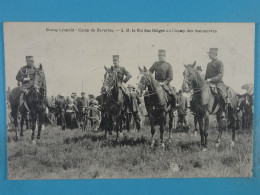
[139,73,158,97]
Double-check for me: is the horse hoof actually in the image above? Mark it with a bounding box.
[37,136,40,140]
[161,143,165,149]
[215,142,220,148]
[231,141,235,147]
[202,147,207,152]
[32,140,36,145]
[20,133,24,137]
[194,131,198,137]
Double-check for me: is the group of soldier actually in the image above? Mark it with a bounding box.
[13,47,253,132]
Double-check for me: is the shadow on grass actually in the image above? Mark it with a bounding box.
[63,132,150,148]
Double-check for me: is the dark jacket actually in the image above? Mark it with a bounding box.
[127,90,141,113]
[149,61,173,85]
[205,58,224,83]
[16,65,36,83]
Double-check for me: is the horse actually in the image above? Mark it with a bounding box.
[102,66,126,141]
[137,66,176,148]
[182,61,238,150]
[9,65,47,142]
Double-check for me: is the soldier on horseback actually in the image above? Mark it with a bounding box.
[109,55,132,92]
[205,48,227,114]
[149,49,175,106]
[16,56,37,107]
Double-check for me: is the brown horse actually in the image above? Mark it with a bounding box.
[103,66,126,141]
[182,61,238,150]
[9,65,47,142]
[137,66,176,148]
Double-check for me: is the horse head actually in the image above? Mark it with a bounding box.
[137,66,152,96]
[33,64,46,97]
[182,61,197,93]
[103,66,117,94]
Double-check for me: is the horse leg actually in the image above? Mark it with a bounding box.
[204,115,209,149]
[115,116,122,142]
[149,113,156,147]
[230,111,236,147]
[20,115,24,137]
[198,117,204,149]
[12,107,19,141]
[216,113,223,147]
[159,122,165,148]
[31,115,37,141]
[37,113,44,139]
[168,111,173,140]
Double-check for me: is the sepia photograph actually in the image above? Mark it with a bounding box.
[4,22,254,179]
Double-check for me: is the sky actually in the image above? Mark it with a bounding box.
[4,22,255,97]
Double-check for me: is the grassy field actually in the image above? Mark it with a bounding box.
[7,113,253,180]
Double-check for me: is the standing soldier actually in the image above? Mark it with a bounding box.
[177,90,187,126]
[205,48,227,114]
[55,93,67,130]
[149,50,176,106]
[77,92,88,122]
[88,94,95,106]
[126,85,141,131]
[16,56,37,106]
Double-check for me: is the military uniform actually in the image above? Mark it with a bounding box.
[16,64,37,91]
[126,86,141,131]
[177,93,187,124]
[55,95,67,130]
[149,50,175,106]
[149,61,173,86]
[205,58,227,99]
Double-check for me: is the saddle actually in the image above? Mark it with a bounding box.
[209,84,230,104]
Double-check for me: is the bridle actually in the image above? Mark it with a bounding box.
[138,73,158,97]
[183,68,206,93]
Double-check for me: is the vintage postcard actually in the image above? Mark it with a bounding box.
[4,22,254,179]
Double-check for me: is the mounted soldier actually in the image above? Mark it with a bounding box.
[16,56,46,106]
[104,55,132,96]
[149,49,176,107]
[205,48,227,114]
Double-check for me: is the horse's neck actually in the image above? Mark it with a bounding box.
[147,74,159,92]
[193,71,207,91]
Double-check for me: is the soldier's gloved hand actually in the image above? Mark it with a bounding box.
[206,79,212,82]
[23,78,30,81]
[159,82,164,85]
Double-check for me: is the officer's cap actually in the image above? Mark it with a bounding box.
[208,48,218,54]
[71,92,76,96]
[26,56,34,61]
[81,92,86,95]
[158,50,166,55]
[89,94,94,98]
[113,55,119,60]
[58,92,63,97]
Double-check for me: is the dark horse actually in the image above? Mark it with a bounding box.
[9,65,47,142]
[103,66,126,141]
[182,61,238,150]
[137,66,176,148]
